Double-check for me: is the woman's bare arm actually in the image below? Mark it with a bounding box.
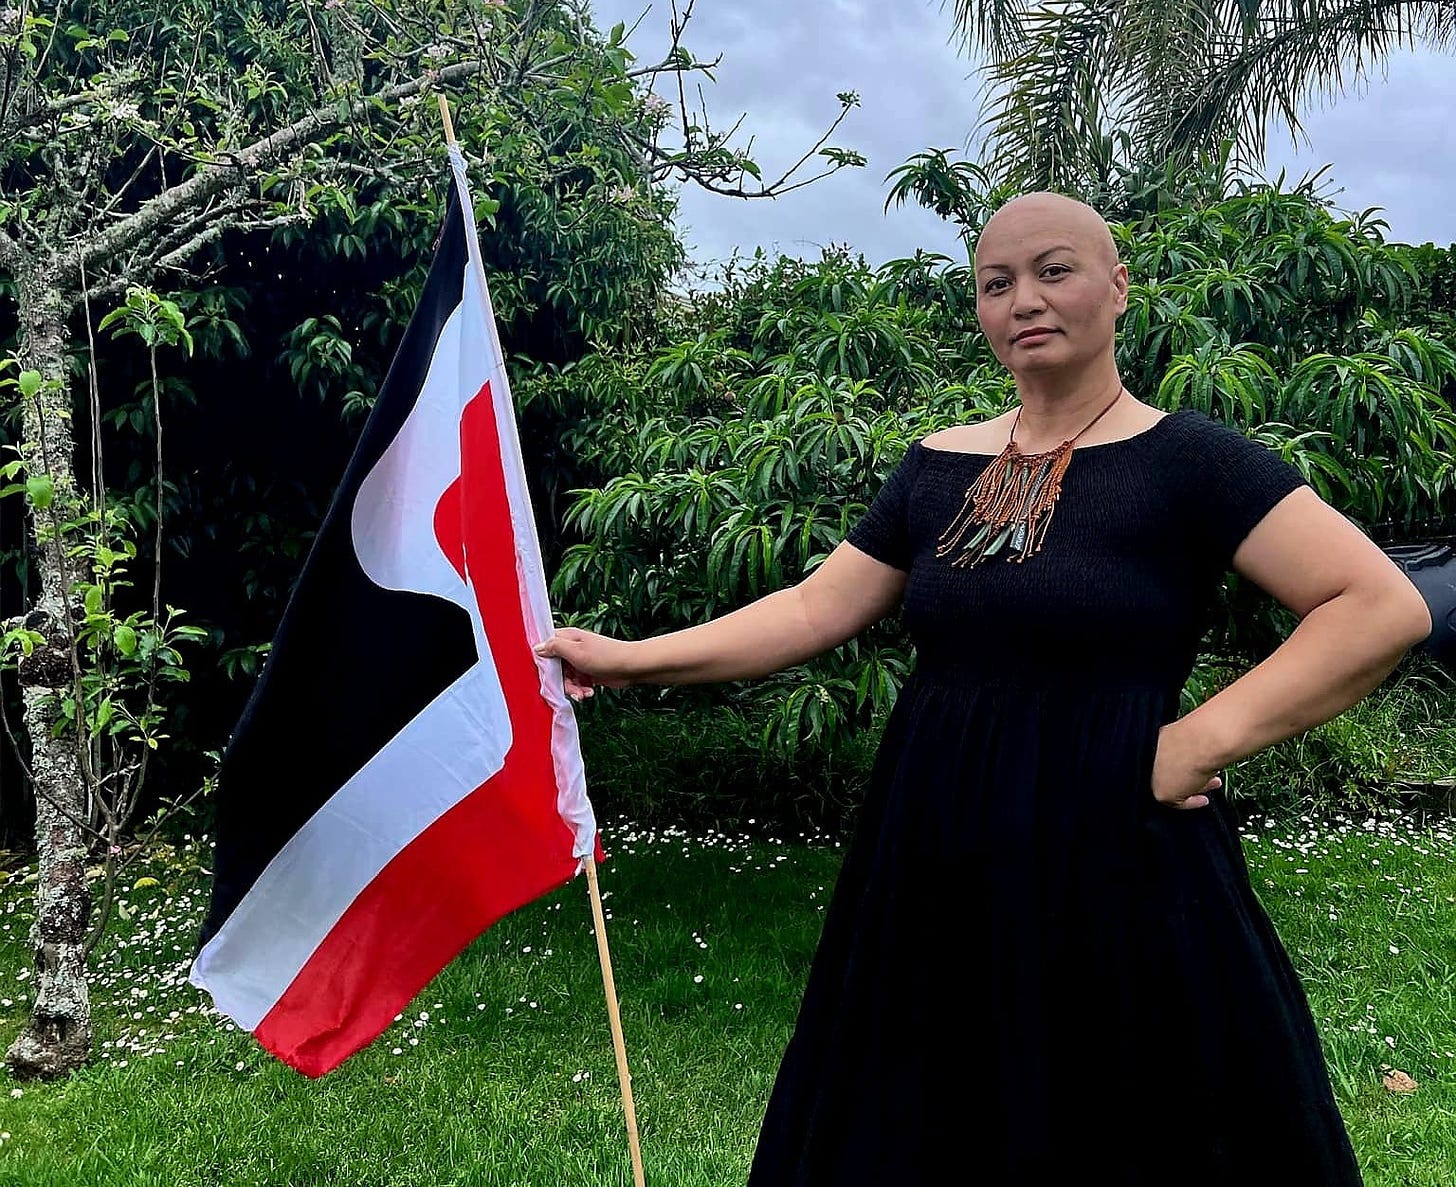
[535,541,908,694]
[1169,486,1432,777]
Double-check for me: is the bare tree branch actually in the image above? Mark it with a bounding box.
[624,49,724,81]
[83,211,295,302]
[621,85,860,200]
[147,211,304,277]
[67,59,493,284]
[0,85,114,140]
[96,34,204,222]
[757,99,857,193]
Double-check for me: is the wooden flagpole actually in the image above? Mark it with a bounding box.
[435,93,647,1187]
[585,855,647,1187]
[437,91,458,145]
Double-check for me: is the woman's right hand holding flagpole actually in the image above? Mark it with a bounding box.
[534,541,908,697]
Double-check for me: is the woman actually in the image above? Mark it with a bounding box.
[536,192,1432,1184]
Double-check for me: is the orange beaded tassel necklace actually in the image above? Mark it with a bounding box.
[936,388,1126,567]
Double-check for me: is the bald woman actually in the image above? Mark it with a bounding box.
[538,192,1429,1184]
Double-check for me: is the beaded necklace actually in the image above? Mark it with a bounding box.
[936,388,1126,567]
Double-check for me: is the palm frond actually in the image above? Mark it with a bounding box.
[944,0,1038,61]
[1144,0,1452,164]
[978,0,1132,196]
[963,0,1454,198]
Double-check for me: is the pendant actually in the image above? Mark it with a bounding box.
[936,439,1075,567]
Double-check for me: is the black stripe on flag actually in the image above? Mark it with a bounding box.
[200,194,476,946]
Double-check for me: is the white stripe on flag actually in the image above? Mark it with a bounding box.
[353,301,477,611]
[190,663,510,1029]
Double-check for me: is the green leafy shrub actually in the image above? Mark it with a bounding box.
[1229,656,1456,816]
[576,699,880,836]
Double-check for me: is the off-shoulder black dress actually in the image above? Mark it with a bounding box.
[748,409,1363,1186]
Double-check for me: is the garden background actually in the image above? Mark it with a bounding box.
[1,1,1454,1182]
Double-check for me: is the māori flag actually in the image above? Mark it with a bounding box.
[190,148,600,1077]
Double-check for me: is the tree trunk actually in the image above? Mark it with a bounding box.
[5,273,92,1080]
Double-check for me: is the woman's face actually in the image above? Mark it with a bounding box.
[974,197,1129,377]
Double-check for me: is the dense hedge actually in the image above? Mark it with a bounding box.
[543,183,1456,782]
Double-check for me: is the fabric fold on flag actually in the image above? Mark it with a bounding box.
[191,148,600,1078]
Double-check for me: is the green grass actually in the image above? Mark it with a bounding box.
[0,811,1452,1186]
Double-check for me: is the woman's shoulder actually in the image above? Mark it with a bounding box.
[1153,408,1278,455]
[1157,407,1220,436]
[918,412,1019,456]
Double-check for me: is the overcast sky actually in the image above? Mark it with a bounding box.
[591,0,1456,272]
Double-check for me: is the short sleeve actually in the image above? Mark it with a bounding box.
[845,442,923,571]
[1185,413,1309,570]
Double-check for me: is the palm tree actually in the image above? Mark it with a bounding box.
[948,0,1455,197]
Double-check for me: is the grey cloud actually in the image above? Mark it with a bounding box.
[596,0,973,267]
[594,1,1456,267]
[1264,48,1456,246]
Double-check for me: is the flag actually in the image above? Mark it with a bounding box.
[190,146,600,1078]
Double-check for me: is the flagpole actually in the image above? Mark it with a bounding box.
[436,92,458,147]
[585,855,647,1187]
[435,93,647,1187]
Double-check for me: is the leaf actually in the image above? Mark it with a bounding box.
[1381,1069,1417,1094]
[25,473,54,509]
[18,370,42,399]
[114,624,138,656]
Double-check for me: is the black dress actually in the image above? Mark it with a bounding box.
[748,409,1363,1186]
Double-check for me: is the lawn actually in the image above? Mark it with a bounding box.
[0,809,1451,1186]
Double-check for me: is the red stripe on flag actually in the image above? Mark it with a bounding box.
[254,380,595,1077]
[434,474,466,582]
